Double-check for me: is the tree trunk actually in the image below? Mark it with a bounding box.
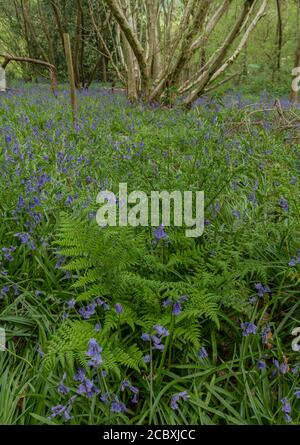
[290,33,300,103]
[0,67,6,92]
[275,0,283,73]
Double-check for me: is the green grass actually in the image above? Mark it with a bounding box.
[0,85,299,424]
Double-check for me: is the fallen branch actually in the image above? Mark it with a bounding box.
[0,53,58,95]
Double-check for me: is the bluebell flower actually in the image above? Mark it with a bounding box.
[115,303,123,314]
[143,355,151,363]
[170,391,189,411]
[241,322,257,336]
[272,358,280,376]
[67,299,76,309]
[73,368,86,382]
[102,302,110,311]
[153,342,164,351]
[17,196,25,211]
[261,324,271,345]
[248,192,257,205]
[66,195,74,207]
[58,383,70,396]
[78,301,97,319]
[77,377,99,398]
[5,134,12,144]
[120,380,130,392]
[2,246,16,262]
[130,386,139,404]
[49,404,72,421]
[257,359,267,370]
[86,338,103,368]
[280,363,289,375]
[281,398,292,423]
[0,285,9,298]
[153,325,169,337]
[111,399,127,413]
[55,255,65,269]
[95,297,105,306]
[198,347,208,359]
[248,295,257,304]
[294,389,300,399]
[172,300,182,315]
[153,224,169,244]
[95,322,101,332]
[151,335,162,345]
[279,198,288,212]
[288,250,300,267]
[255,283,270,298]
[141,333,150,342]
[100,392,110,403]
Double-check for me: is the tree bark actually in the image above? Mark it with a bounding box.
[290,32,300,103]
[104,0,149,96]
[183,0,259,107]
[0,53,57,94]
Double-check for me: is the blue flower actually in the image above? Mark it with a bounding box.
[111,399,127,413]
[248,295,257,304]
[241,322,257,336]
[49,404,72,421]
[171,391,189,410]
[254,283,270,298]
[86,338,103,368]
[2,246,16,262]
[115,303,123,314]
[141,333,150,342]
[120,380,130,392]
[153,224,169,244]
[153,325,169,337]
[77,378,99,398]
[281,398,292,423]
[288,250,300,267]
[0,285,9,298]
[198,347,208,359]
[294,389,300,399]
[261,324,271,345]
[15,232,35,249]
[172,300,182,315]
[78,301,97,319]
[143,355,151,363]
[100,392,110,403]
[67,299,76,309]
[280,363,289,375]
[279,198,288,212]
[73,368,86,382]
[232,209,241,219]
[95,322,101,332]
[66,195,74,207]
[257,359,267,370]
[58,383,70,396]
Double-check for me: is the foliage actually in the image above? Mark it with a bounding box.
[0,84,299,424]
